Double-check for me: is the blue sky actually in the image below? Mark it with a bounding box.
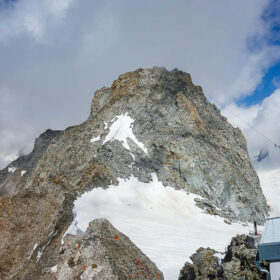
[238,63,280,106]
[1,0,16,6]
[237,0,280,106]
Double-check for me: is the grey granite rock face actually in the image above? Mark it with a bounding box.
[57,219,163,280]
[0,67,269,279]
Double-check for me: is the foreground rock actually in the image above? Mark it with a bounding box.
[0,67,268,278]
[57,219,163,280]
[178,235,266,280]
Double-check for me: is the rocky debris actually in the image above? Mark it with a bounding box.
[178,234,266,280]
[194,198,228,219]
[57,218,163,280]
[0,67,269,278]
[0,129,60,196]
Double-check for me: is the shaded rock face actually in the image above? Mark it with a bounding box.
[0,67,268,279]
[0,129,61,196]
[178,234,266,280]
[57,219,163,280]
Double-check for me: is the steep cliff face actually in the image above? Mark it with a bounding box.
[0,67,268,279]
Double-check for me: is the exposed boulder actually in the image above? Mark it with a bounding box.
[57,219,164,280]
[178,234,266,280]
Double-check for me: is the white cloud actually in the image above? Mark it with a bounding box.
[222,90,280,170]
[221,103,261,130]
[0,87,35,167]
[224,46,280,103]
[0,0,73,41]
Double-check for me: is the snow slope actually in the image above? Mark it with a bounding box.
[258,168,280,217]
[66,174,251,279]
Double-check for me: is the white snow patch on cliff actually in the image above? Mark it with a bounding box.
[36,250,42,262]
[103,113,148,154]
[8,166,17,173]
[50,265,57,273]
[258,168,280,217]
[27,243,38,260]
[90,135,101,143]
[66,173,250,279]
[21,170,26,177]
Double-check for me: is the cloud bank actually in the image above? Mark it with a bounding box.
[222,89,280,170]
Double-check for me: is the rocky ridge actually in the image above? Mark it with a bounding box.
[0,67,269,279]
[58,218,163,280]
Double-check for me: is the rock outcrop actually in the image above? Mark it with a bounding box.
[178,235,266,280]
[0,67,268,279]
[57,218,163,280]
[0,129,61,196]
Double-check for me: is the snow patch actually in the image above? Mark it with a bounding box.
[66,173,250,279]
[36,231,57,262]
[21,170,26,177]
[213,252,224,266]
[8,166,17,173]
[90,135,101,143]
[50,265,57,273]
[36,250,42,262]
[27,243,38,260]
[103,113,148,154]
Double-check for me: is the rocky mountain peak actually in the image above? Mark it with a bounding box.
[85,66,267,223]
[0,67,268,279]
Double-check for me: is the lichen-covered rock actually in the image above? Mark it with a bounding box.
[178,234,266,280]
[190,248,219,277]
[0,67,268,279]
[57,219,163,280]
[221,235,266,279]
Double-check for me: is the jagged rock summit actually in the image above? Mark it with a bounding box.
[178,234,266,280]
[0,67,268,279]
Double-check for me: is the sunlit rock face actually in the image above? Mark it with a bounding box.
[0,67,268,279]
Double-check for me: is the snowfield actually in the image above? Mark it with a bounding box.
[66,173,252,279]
